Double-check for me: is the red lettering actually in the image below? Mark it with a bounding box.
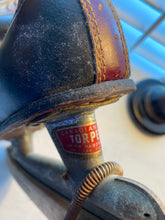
[56,123,101,154]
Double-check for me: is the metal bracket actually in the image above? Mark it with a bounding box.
[5,79,165,219]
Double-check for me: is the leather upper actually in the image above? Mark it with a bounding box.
[0,0,130,123]
[79,0,129,83]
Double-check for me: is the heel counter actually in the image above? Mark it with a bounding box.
[79,0,130,83]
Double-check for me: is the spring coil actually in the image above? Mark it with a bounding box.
[65,161,123,220]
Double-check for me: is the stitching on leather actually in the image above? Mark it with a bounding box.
[107,0,130,79]
[80,0,106,83]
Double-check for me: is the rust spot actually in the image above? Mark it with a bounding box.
[98,3,102,11]
[115,34,119,41]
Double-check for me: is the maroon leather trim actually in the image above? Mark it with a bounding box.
[80,0,130,83]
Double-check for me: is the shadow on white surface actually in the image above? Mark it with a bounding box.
[0,141,12,205]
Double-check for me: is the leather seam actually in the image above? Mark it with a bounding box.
[80,0,106,83]
[107,0,130,79]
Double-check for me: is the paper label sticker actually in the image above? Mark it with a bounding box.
[56,123,101,154]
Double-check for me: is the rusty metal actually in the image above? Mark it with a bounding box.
[7,149,99,220]
[46,110,105,182]
[65,161,123,220]
[5,78,165,219]
[10,129,33,155]
[7,140,165,219]
[1,0,164,218]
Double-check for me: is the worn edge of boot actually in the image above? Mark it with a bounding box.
[0,79,135,139]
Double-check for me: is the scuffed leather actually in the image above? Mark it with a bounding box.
[0,0,130,124]
[81,0,130,82]
[0,0,95,122]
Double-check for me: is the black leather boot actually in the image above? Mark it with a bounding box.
[0,0,132,139]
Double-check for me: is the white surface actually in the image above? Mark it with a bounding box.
[0,69,165,219]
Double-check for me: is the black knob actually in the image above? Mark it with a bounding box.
[129,79,165,135]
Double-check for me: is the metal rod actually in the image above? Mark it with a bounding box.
[45,110,104,182]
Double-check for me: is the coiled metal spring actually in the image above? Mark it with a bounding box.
[65,161,123,220]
